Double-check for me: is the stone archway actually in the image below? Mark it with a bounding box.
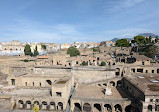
[110,81,115,87]
[155,105,159,111]
[74,103,81,112]
[104,104,112,112]
[148,105,152,112]
[25,100,31,109]
[34,101,40,109]
[50,102,55,110]
[114,104,122,112]
[42,101,47,110]
[83,103,91,112]
[57,102,63,111]
[94,103,101,112]
[115,68,120,76]
[18,100,24,109]
[103,83,107,86]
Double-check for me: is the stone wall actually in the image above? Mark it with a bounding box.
[72,67,115,83]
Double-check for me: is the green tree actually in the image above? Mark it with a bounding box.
[24,44,32,56]
[131,40,135,44]
[67,47,80,57]
[134,36,147,45]
[115,39,130,47]
[148,36,152,43]
[81,61,88,66]
[92,47,100,52]
[100,61,106,66]
[145,45,158,58]
[41,44,46,50]
[33,46,39,56]
[155,36,158,43]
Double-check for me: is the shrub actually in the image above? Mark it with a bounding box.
[67,47,80,57]
[81,61,88,66]
[100,61,106,66]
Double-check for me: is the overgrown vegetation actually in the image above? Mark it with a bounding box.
[115,39,130,47]
[24,44,32,56]
[81,61,88,66]
[144,45,158,58]
[133,35,147,45]
[131,35,159,58]
[24,44,39,57]
[67,47,80,57]
[92,47,100,52]
[100,61,106,66]
[41,44,46,50]
[21,59,35,62]
[34,46,39,56]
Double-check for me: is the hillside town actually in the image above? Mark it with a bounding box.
[0,34,158,112]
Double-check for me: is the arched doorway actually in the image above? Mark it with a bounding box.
[104,104,112,112]
[83,103,91,112]
[25,100,31,109]
[103,83,107,86]
[94,103,101,111]
[148,105,152,111]
[34,101,40,109]
[114,104,122,112]
[50,102,55,110]
[34,101,39,105]
[42,101,47,110]
[115,68,120,76]
[155,105,159,111]
[18,100,24,109]
[110,81,115,87]
[57,102,63,111]
[74,103,81,112]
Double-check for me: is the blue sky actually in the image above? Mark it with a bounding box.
[0,0,159,43]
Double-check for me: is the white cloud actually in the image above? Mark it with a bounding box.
[104,0,146,13]
[0,18,85,43]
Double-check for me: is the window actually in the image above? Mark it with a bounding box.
[142,62,144,65]
[156,99,159,102]
[131,68,135,73]
[11,79,15,85]
[146,70,148,73]
[39,82,41,87]
[25,82,27,86]
[150,99,153,102]
[76,61,78,64]
[56,92,62,97]
[157,69,159,74]
[152,70,154,73]
[33,82,34,86]
[137,69,143,73]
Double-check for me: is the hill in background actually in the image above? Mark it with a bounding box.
[138,33,158,38]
